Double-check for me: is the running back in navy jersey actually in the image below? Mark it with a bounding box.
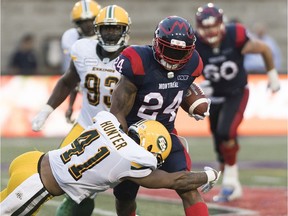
[195,23,250,96]
[114,45,203,132]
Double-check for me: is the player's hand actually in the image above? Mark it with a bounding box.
[65,107,75,124]
[32,104,54,131]
[201,166,221,193]
[267,68,280,93]
[190,98,211,121]
[199,80,214,97]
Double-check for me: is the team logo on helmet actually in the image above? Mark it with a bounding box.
[157,136,168,152]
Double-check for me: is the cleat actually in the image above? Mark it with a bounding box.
[213,164,243,202]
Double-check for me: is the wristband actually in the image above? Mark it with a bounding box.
[267,68,278,83]
[205,170,216,183]
[42,104,54,114]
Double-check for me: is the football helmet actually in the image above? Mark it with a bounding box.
[152,16,196,71]
[94,5,131,52]
[71,0,101,22]
[128,120,172,167]
[196,3,225,46]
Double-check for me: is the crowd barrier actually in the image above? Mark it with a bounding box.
[0,75,287,137]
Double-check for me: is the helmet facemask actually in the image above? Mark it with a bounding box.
[153,36,195,71]
[95,23,130,52]
[94,5,131,52]
[152,16,196,71]
[196,3,225,47]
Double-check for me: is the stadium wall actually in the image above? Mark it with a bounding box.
[1,0,287,74]
[0,75,287,137]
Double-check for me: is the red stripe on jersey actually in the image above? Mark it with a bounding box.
[235,23,246,48]
[191,52,203,77]
[229,87,249,138]
[122,47,145,75]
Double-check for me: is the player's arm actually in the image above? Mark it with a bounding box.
[241,39,280,92]
[110,76,137,132]
[126,168,220,193]
[32,61,80,131]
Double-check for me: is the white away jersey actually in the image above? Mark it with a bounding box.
[61,28,81,72]
[70,38,121,128]
[48,111,157,204]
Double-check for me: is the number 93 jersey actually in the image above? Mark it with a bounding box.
[195,23,250,96]
[70,39,121,128]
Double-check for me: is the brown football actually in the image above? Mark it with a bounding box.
[180,83,209,116]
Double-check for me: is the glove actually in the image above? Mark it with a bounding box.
[190,98,211,121]
[199,80,214,97]
[65,107,75,124]
[201,166,221,193]
[267,68,280,93]
[32,104,54,131]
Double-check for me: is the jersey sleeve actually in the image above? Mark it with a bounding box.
[114,46,145,86]
[234,23,250,48]
[191,50,203,77]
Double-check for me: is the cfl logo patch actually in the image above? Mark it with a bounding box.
[157,136,167,152]
[177,75,189,80]
[16,191,23,200]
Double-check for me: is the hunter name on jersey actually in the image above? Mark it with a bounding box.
[100,120,127,150]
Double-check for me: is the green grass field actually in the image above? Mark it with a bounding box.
[1,136,287,216]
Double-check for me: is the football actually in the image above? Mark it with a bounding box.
[180,83,209,116]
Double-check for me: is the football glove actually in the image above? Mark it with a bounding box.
[199,80,214,97]
[190,98,211,121]
[32,104,54,131]
[201,166,221,193]
[65,107,75,124]
[267,68,280,93]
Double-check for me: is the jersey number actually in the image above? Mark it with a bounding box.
[138,91,183,122]
[85,74,119,107]
[60,129,110,181]
[203,61,238,82]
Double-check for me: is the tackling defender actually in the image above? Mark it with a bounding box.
[194,3,281,202]
[32,5,132,216]
[0,111,221,216]
[110,16,211,216]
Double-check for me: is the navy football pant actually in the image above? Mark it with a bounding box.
[209,87,249,163]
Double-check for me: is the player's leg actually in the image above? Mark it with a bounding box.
[113,180,140,216]
[56,123,96,216]
[162,133,209,216]
[0,151,52,215]
[213,87,249,202]
[58,123,84,148]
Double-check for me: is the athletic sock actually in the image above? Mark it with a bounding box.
[184,202,209,216]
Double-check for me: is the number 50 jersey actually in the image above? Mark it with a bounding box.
[70,38,122,128]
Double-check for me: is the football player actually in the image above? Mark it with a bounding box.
[194,3,281,202]
[61,0,101,123]
[31,5,131,216]
[0,111,221,216]
[110,16,211,216]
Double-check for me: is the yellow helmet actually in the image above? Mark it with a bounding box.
[94,5,131,52]
[128,120,172,167]
[71,0,101,22]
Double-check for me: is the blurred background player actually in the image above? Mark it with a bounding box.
[1,111,221,216]
[61,0,101,123]
[110,16,211,216]
[31,5,131,216]
[194,3,281,202]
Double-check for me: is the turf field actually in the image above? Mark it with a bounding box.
[1,136,287,215]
